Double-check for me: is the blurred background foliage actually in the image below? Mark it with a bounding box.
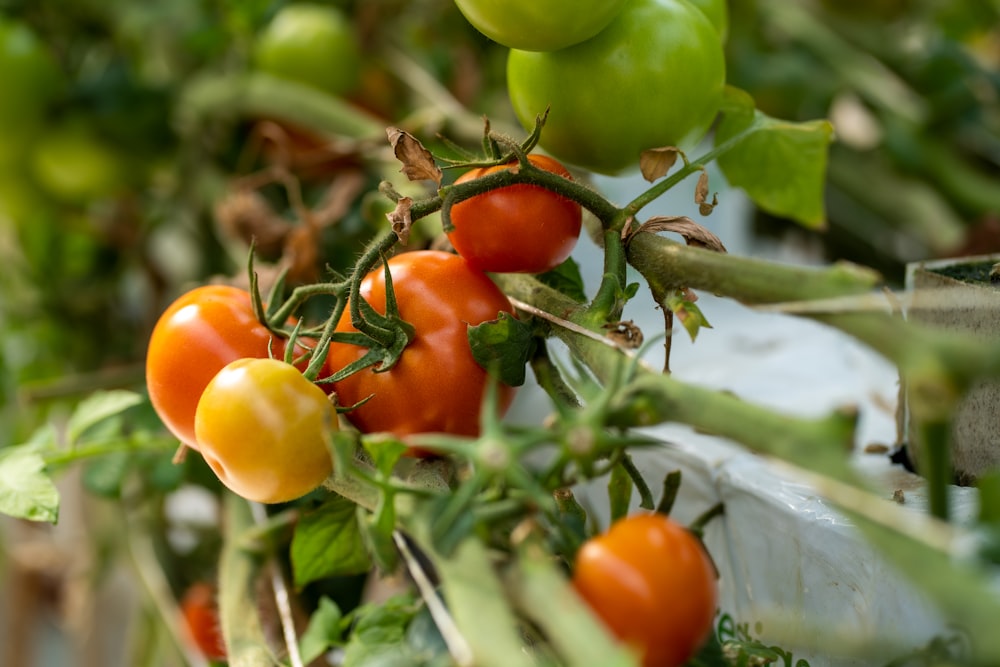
[729,0,1000,275]
[0,1,998,662]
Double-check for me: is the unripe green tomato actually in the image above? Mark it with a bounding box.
[195,357,336,504]
[686,0,729,41]
[453,0,629,51]
[253,3,361,97]
[29,122,125,203]
[507,0,726,176]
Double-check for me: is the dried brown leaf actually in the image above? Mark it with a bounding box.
[603,320,644,350]
[626,216,727,253]
[214,188,290,257]
[694,171,718,216]
[282,224,321,284]
[639,146,682,182]
[387,197,414,245]
[387,127,442,185]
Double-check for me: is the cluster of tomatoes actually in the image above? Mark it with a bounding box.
[455,0,729,175]
[145,150,584,505]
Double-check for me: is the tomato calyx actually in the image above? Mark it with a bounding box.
[333,257,416,379]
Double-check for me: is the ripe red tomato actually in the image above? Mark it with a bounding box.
[194,357,335,503]
[180,582,226,661]
[146,285,307,450]
[506,0,726,175]
[447,154,582,274]
[572,513,718,667]
[326,251,516,444]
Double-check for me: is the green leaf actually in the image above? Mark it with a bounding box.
[714,89,833,229]
[0,446,60,523]
[363,435,408,478]
[342,595,420,667]
[467,312,535,387]
[537,258,587,303]
[665,294,713,342]
[66,390,144,445]
[82,450,131,498]
[299,597,344,664]
[291,495,372,587]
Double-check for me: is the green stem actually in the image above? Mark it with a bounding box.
[688,502,725,538]
[177,72,385,141]
[626,232,883,303]
[656,470,683,516]
[406,512,536,667]
[496,274,864,487]
[218,494,283,667]
[439,160,620,232]
[586,229,630,324]
[43,438,176,468]
[620,453,655,510]
[914,420,952,521]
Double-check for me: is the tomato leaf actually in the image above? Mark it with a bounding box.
[299,596,344,664]
[714,88,833,229]
[666,293,713,342]
[467,312,535,387]
[341,595,421,667]
[538,257,587,303]
[0,445,60,523]
[291,495,372,587]
[66,390,144,445]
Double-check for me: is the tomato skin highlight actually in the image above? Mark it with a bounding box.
[146,285,298,450]
[180,582,226,661]
[326,251,516,445]
[453,0,629,52]
[506,0,726,175]
[194,358,335,504]
[572,513,718,667]
[447,154,582,274]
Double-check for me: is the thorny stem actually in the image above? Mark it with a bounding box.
[495,273,865,487]
[438,161,620,232]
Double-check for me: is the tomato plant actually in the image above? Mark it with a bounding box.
[326,250,516,443]
[180,582,226,662]
[447,154,582,274]
[572,513,718,667]
[506,0,726,175]
[146,285,303,450]
[453,0,629,51]
[253,3,362,97]
[194,357,335,504]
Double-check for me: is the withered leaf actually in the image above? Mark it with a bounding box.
[694,171,718,216]
[626,216,727,253]
[386,197,414,245]
[603,320,644,350]
[639,146,683,182]
[386,127,442,185]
